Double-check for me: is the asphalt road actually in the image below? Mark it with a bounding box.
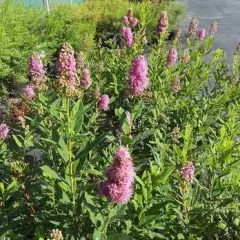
[181,0,240,60]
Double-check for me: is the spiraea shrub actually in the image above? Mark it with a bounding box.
[1,2,240,240]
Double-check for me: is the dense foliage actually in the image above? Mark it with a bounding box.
[1,1,240,240]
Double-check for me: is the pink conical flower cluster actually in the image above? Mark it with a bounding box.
[24,85,35,100]
[157,11,169,34]
[99,147,135,203]
[187,16,198,39]
[81,69,91,89]
[29,52,44,85]
[123,8,138,27]
[128,55,149,94]
[209,20,217,37]
[198,28,206,41]
[180,162,195,184]
[56,43,79,95]
[98,95,110,111]
[0,123,9,140]
[122,26,134,48]
[167,47,178,66]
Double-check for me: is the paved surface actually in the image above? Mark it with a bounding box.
[181,0,240,60]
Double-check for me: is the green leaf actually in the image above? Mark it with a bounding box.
[158,166,174,183]
[75,132,107,172]
[4,180,20,201]
[49,99,61,118]
[93,230,106,240]
[217,198,234,208]
[57,137,69,163]
[138,214,159,228]
[108,234,134,240]
[122,120,130,135]
[58,181,69,192]
[34,226,45,240]
[71,99,82,117]
[40,138,57,145]
[0,230,16,239]
[115,107,124,118]
[217,169,231,179]
[60,190,71,203]
[73,111,83,133]
[40,165,61,180]
[135,175,145,187]
[0,182,4,194]
[12,135,23,148]
[132,130,154,148]
[72,101,95,133]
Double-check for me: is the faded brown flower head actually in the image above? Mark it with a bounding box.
[171,78,181,94]
[98,61,104,74]
[10,102,30,124]
[209,20,217,37]
[10,160,29,178]
[76,51,86,71]
[174,28,182,40]
[157,11,169,34]
[93,85,100,100]
[115,128,123,140]
[48,229,63,240]
[187,16,198,39]
[171,126,180,144]
[235,42,240,57]
[127,8,134,18]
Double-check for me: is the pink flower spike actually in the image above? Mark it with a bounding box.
[115,146,132,162]
[209,20,217,37]
[187,16,198,38]
[0,123,9,140]
[131,17,138,27]
[56,43,78,95]
[123,16,130,25]
[29,52,44,84]
[81,69,91,89]
[198,28,206,40]
[98,95,110,111]
[158,11,169,34]
[180,162,195,184]
[123,9,138,27]
[122,26,134,48]
[167,47,178,66]
[24,85,35,100]
[128,55,149,94]
[99,146,135,204]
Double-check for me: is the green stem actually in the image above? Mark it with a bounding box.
[181,184,190,235]
[102,203,115,235]
[66,98,76,214]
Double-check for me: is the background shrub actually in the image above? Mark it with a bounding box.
[0,0,43,95]
[0,0,185,98]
